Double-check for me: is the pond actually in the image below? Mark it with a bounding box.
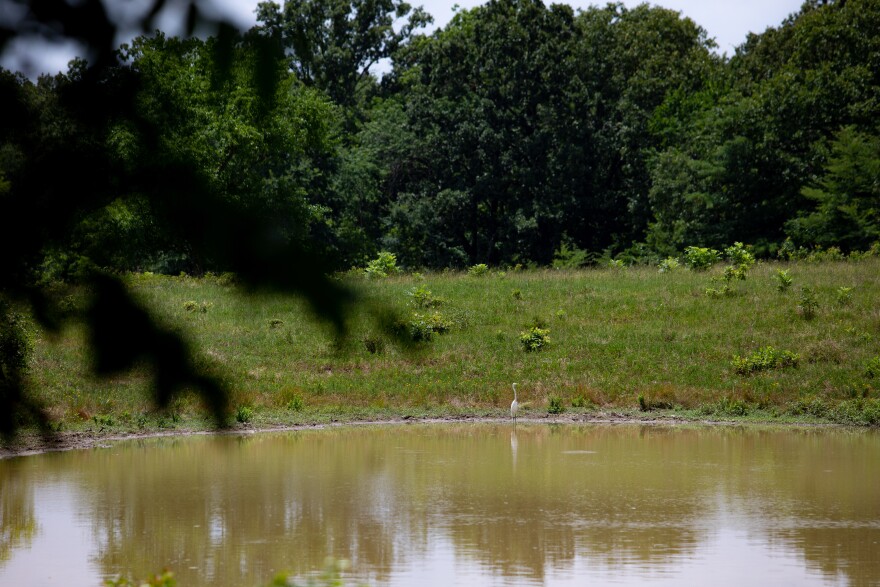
[1,423,878,586]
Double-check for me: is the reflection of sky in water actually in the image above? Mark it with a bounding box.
[0,425,877,586]
[0,482,99,584]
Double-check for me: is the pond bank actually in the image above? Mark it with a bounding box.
[0,409,849,459]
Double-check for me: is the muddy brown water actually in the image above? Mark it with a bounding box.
[1,423,878,586]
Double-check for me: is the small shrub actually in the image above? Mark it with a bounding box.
[420,311,454,334]
[468,263,489,276]
[408,285,443,308]
[548,396,565,414]
[236,406,254,424]
[774,269,793,292]
[683,246,720,270]
[732,346,800,375]
[724,242,755,269]
[807,246,845,263]
[0,303,33,375]
[722,264,748,282]
[607,259,625,269]
[287,396,304,412]
[511,289,523,301]
[520,327,551,352]
[658,257,681,273]
[797,286,819,320]
[394,313,445,342]
[835,286,854,307]
[777,237,798,260]
[571,395,590,408]
[705,284,733,298]
[364,251,399,279]
[93,414,115,427]
[552,241,591,269]
[216,272,237,286]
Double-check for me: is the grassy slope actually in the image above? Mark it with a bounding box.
[28,258,880,430]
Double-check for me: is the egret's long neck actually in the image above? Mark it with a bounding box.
[513,385,517,401]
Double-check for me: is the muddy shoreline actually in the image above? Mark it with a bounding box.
[1,411,845,459]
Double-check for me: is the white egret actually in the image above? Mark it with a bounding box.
[511,383,519,422]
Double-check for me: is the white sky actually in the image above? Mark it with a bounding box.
[3,0,805,78]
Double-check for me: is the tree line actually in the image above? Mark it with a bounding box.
[2,0,878,277]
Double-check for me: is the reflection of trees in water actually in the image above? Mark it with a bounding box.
[71,425,716,584]
[716,428,880,587]
[76,432,428,585]
[441,425,710,580]
[14,424,875,586]
[0,463,39,565]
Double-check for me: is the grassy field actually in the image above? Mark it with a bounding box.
[25,257,880,430]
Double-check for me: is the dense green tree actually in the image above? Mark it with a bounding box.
[386,0,586,266]
[377,0,716,266]
[646,0,880,255]
[570,2,719,251]
[786,126,880,250]
[255,0,432,113]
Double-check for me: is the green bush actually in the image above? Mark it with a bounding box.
[468,263,489,276]
[287,396,304,412]
[364,251,399,279]
[407,285,443,308]
[774,269,793,292]
[548,396,565,414]
[658,257,681,273]
[797,286,819,320]
[552,241,591,269]
[0,302,32,376]
[236,406,254,423]
[419,312,454,334]
[395,312,454,342]
[835,286,854,306]
[520,327,551,352]
[732,346,800,375]
[724,242,755,268]
[683,246,720,270]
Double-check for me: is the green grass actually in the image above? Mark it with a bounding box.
[25,258,880,429]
